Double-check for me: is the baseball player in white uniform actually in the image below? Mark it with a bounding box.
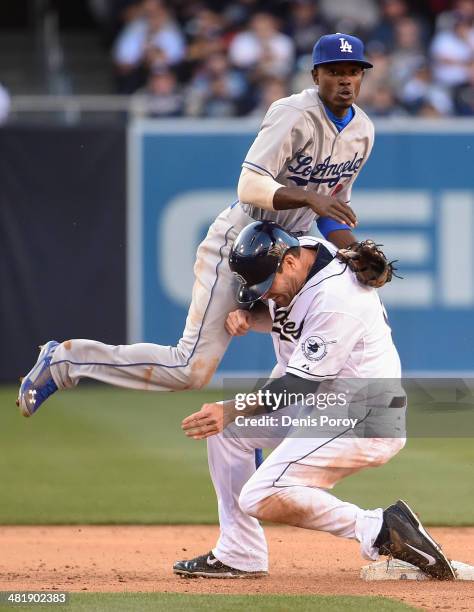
[18,34,379,415]
[174,222,455,581]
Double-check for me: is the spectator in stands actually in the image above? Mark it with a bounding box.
[145,2,185,67]
[113,0,184,93]
[368,0,429,49]
[400,61,453,115]
[142,68,184,117]
[356,41,392,108]
[453,59,474,114]
[200,75,238,117]
[102,0,474,118]
[364,83,407,116]
[228,12,295,79]
[319,0,380,36]
[222,0,270,32]
[430,14,474,88]
[291,53,316,93]
[368,0,410,50]
[287,0,330,61]
[248,76,289,117]
[184,8,227,64]
[390,17,426,88]
[435,0,474,32]
[417,101,445,116]
[186,52,247,116]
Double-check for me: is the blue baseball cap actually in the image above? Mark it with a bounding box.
[312,33,373,69]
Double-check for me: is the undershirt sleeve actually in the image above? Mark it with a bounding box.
[237,166,283,210]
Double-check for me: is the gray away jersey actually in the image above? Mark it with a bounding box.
[241,88,374,234]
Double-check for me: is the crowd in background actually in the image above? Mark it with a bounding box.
[102,0,474,118]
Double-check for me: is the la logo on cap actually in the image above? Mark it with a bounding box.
[339,37,352,53]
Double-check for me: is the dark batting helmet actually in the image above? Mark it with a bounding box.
[229,221,300,304]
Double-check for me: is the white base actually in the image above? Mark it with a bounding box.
[360,559,474,581]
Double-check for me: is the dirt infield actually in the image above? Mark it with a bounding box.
[1,526,473,610]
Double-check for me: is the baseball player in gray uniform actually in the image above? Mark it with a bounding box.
[174,221,455,581]
[18,34,379,415]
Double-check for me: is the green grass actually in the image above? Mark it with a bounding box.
[0,593,420,612]
[0,384,473,525]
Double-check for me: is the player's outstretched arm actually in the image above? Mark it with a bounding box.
[181,373,319,440]
[237,167,357,227]
[326,229,357,249]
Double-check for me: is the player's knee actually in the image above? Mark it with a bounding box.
[238,490,258,518]
[185,369,212,390]
[184,376,206,390]
[371,437,406,466]
[184,357,220,390]
[239,482,265,519]
[155,373,206,391]
[165,362,219,390]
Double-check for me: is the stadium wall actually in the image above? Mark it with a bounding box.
[0,125,126,381]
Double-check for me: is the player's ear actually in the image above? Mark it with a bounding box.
[283,253,297,271]
[312,67,319,85]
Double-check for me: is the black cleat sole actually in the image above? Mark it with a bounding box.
[174,569,267,579]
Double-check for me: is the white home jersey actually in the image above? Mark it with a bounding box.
[240,88,374,233]
[269,236,401,380]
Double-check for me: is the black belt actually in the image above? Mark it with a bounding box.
[389,396,407,408]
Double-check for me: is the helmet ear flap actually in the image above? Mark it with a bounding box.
[229,221,300,304]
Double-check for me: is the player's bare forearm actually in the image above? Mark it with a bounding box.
[182,396,267,439]
[327,229,357,249]
[249,303,272,332]
[273,187,357,227]
[225,304,272,336]
[182,371,319,439]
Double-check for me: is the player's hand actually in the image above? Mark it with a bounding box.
[225,309,253,336]
[182,402,230,439]
[311,194,357,228]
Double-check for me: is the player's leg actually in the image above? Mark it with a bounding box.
[207,432,280,573]
[238,433,406,560]
[18,205,253,414]
[173,414,293,576]
[172,417,401,576]
[50,204,248,391]
[239,429,454,579]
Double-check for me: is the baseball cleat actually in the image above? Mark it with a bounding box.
[173,551,267,579]
[17,341,59,417]
[374,499,455,580]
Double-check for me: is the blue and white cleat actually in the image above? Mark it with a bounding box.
[16,341,59,417]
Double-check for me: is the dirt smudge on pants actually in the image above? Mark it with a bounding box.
[254,491,308,528]
[143,366,153,388]
[190,357,220,389]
